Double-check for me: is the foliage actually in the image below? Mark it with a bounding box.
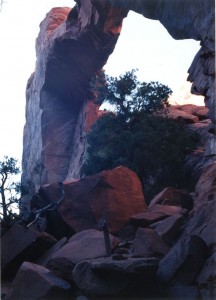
[0,156,21,225]
[95,69,171,116]
[82,70,200,200]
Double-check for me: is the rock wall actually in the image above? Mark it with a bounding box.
[21,3,128,200]
[21,0,215,201]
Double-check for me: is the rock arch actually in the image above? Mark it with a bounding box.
[21,0,215,200]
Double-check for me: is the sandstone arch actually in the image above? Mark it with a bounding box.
[21,0,215,200]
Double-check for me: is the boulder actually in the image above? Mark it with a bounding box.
[5,262,71,300]
[166,106,199,124]
[149,187,193,210]
[47,229,119,281]
[149,213,186,245]
[50,229,119,263]
[157,235,208,284]
[1,224,57,279]
[178,104,208,120]
[130,204,187,227]
[40,166,147,234]
[133,228,169,258]
[72,257,159,296]
[36,237,67,266]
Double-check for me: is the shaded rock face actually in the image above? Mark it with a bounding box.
[1,224,57,280]
[21,4,127,199]
[5,261,71,300]
[22,0,215,204]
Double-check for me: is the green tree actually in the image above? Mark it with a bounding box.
[96,69,171,116]
[82,70,200,200]
[0,156,21,223]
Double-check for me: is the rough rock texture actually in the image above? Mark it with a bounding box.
[38,166,147,234]
[45,229,119,283]
[5,262,71,300]
[149,213,186,245]
[157,235,208,284]
[149,187,193,210]
[1,224,57,279]
[193,161,216,212]
[21,0,215,205]
[21,4,127,201]
[49,229,119,263]
[156,161,216,293]
[133,228,169,258]
[130,204,188,227]
[72,257,159,296]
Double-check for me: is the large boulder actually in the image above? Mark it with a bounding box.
[149,213,186,245]
[49,229,119,264]
[1,224,57,279]
[39,166,147,234]
[165,106,199,124]
[5,262,71,300]
[157,235,208,284]
[46,229,119,283]
[149,187,193,210]
[72,257,159,296]
[156,160,215,289]
[133,228,169,258]
[130,204,188,227]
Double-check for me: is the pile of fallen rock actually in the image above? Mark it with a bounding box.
[1,159,216,299]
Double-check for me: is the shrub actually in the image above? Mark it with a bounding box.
[82,70,200,200]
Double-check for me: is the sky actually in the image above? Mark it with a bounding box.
[0,0,204,163]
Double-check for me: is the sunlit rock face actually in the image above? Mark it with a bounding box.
[21,4,127,198]
[169,81,204,106]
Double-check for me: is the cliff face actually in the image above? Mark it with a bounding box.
[21,0,215,199]
[21,3,127,198]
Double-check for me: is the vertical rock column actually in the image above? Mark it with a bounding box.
[21,2,128,207]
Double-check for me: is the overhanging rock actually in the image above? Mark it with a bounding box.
[21,0,215,205]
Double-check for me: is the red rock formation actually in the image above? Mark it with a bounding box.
[21,0,215,205]
[149,187,193,210]
[38,166,146,234]
[21,3,128,200]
